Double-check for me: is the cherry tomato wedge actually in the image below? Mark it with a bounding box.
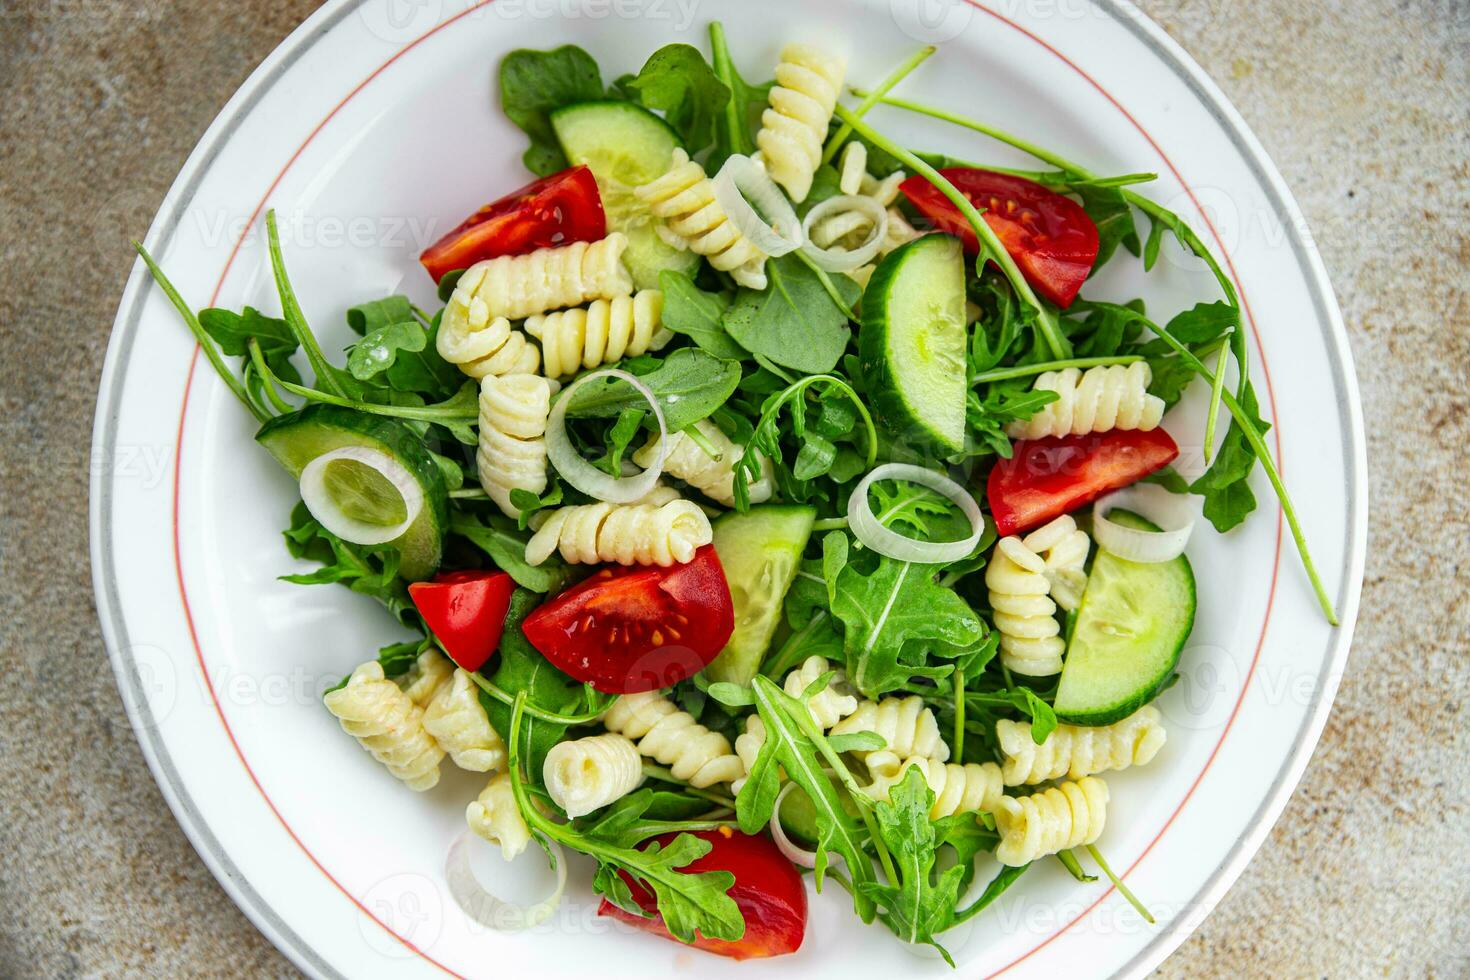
[987,428,1180,537]
[522,545,734,694]
[407,570,515,672]
[598,828,806,960]
[900,168,1100,308]
[418,166,605,283]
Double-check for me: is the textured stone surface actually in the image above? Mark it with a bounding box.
[1,0,1466,977]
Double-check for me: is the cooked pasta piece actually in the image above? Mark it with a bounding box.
[477,373,553,519]
[396,647,453,708]
[603,691,744,788]
[830,695,950,762]
[838,141,867,195]
[631,419,773,507]
[731,715,767,795]
[436,312,540,380]
[1021,515,1091,612]
[998,706,1166,786]
[987,536,1066,677]
[783,655,858,729]
[523,290,673,380]
[423,668,506,773]
[543,733,643,818]
[634,149,769,289]
[1006,363,1165,440]
[994,777,1110,867]
[466,772,532,860]
[862,751,1005,819]
[755,44,846,203]
[324,661,444,791]
[524,486,711,567]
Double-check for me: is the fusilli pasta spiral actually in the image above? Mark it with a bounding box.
[1021,514,1091,612]
[998,706,1166,786]
[987,536,1066,677]
[731,715,767,795]
[524,486,711,567]
[543,733,643,818]
[862,751,1005,819]
[524,290,673,380]
[631,419,773,507]
[423,668,507,773]
[830,695,950,762]
[1006,363,1165,440]
[397,647,453,708]
[440,236,632,374]
[603,691,744,788]
[436,312,540,381]
[477,373,553,519]
[994,777,1110,866]
[324,661,444,791]
[755,44,847,203]
[466,772,532,861]
[634,149,770,289]
[783,655,859,729]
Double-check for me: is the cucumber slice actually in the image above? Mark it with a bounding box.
[551,100,700,289]
[705,505,816,685]
[256,405,448,581]
[1053,510,1196,726]
[858,234,968,454]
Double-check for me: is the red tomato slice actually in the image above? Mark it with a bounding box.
[899,168,1100,308]
[598,828,807,960]
[987,429,1180,537]
[407,570,515,672]
[522,545,734,694]
[418,166,605,283]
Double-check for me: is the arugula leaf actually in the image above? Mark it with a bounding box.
[627,44,730,154]
[450,513,575,594]
[564,348,741,432]
[858,767,969,964]
[346,320,426,381]
[830,554,986,698]
[198,306,297,358]
[508,481,565,531]
[479,590,583,784]
[707,21,770,168]
[500,46,604,175]
[1189,382,1268,531]
[723,255,860,374]
[1165,300,1238,344]
[280,501,417,627]
[658,270,746,358]
[1073,184,1140,272]
[346,295,417,336]
[868,480,962,537]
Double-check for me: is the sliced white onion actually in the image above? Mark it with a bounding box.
[446,830,567,932]
[713,154,804,258]
[848,463,985,565]
[800,194,887,272]
[546,368,667,504]
[1092,483,1196,563]
[298,446,424,546]
[769,783,818,869]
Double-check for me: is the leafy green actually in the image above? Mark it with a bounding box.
[198,306,297,360]
[627,44,730,154]
[830,553,987,698]
[658,270,746,358]
[858,768,969,964]
[1164,300,1238,344]
[280,502,417,627]
[707,22,770,168]
[499,45,604,175]
[450,513,575,594]
[1073,184,1140,272]
[564,347,741,432]
[346,320,426,381]
[346,295,417,336]
[723,255,860,374]
[1189,382,1268,531]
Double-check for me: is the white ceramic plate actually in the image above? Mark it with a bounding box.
[92,1,1366,976]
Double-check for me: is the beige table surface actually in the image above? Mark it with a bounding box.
[2,0,1466,976]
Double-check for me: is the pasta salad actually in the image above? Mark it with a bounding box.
[137,23,1336,964]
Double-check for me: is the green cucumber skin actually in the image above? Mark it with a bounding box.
[255,405,448,580]
[705,505,816,686]
[1053,510,1196,727]
[550,101,698,289]
[858,234,967,454]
